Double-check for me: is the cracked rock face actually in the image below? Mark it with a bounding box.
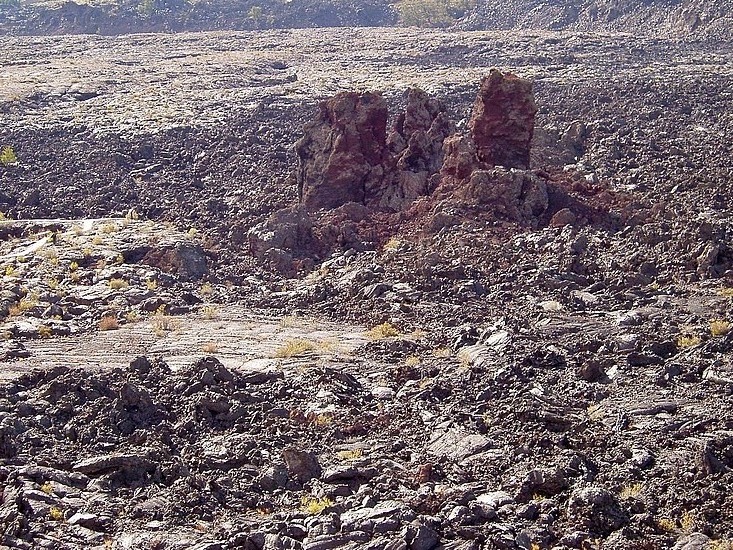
[295,91,390,211]
[260,70,547,267]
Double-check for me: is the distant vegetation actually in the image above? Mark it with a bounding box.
[0,0,401,33]
[0,0,479,32]
[395,0,476,27]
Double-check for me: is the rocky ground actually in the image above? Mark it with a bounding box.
[1,27,733,550]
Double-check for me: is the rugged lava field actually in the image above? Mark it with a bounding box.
[1,27,733,550]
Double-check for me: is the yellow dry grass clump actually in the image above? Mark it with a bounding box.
[274,339,316,358]
[300,496,333,515]
[367,322,400,339]
[108,278,129,290]
[677,335,701,348]
[710,319,732,337]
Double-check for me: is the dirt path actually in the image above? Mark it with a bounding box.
[1,306,368,379]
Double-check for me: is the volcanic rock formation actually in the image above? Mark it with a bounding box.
[255,69,548,268]
[469,69,537,170]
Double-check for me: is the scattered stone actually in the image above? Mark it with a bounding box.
[282,448,322,483]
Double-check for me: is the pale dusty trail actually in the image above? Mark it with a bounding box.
[1,306,368,380]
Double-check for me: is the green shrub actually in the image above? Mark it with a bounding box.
[0,146,17,166]
[395,0,475,28]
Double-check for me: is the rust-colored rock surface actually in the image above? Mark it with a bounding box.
[295,91,390,211]
[469,68,537,170]
[288,70,546,255]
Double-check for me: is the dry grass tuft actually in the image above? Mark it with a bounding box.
[383,237,402,251]
[336,449,363,461]
[202,305,219,319]
[677,335,702,348]
[152,307,180,335]
[300,496,334,515]
[279,314,301,328]
[710,319,732,337]
[619,482,643,499]
[274,339,316,358]
[366,322,400,339]
[433,347,452,358]
[202,342,218,353]
[109,278,129,290]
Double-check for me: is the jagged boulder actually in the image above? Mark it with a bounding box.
[469,68,537,170]
[383,88,456,209]
[295,92,391,211]
[435,70,547,225]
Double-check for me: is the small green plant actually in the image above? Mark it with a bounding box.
[395,0,475,28]
[274,339,316,358]
[0,146,18,165]
[366,322,400,339]
[300,496,334,515]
